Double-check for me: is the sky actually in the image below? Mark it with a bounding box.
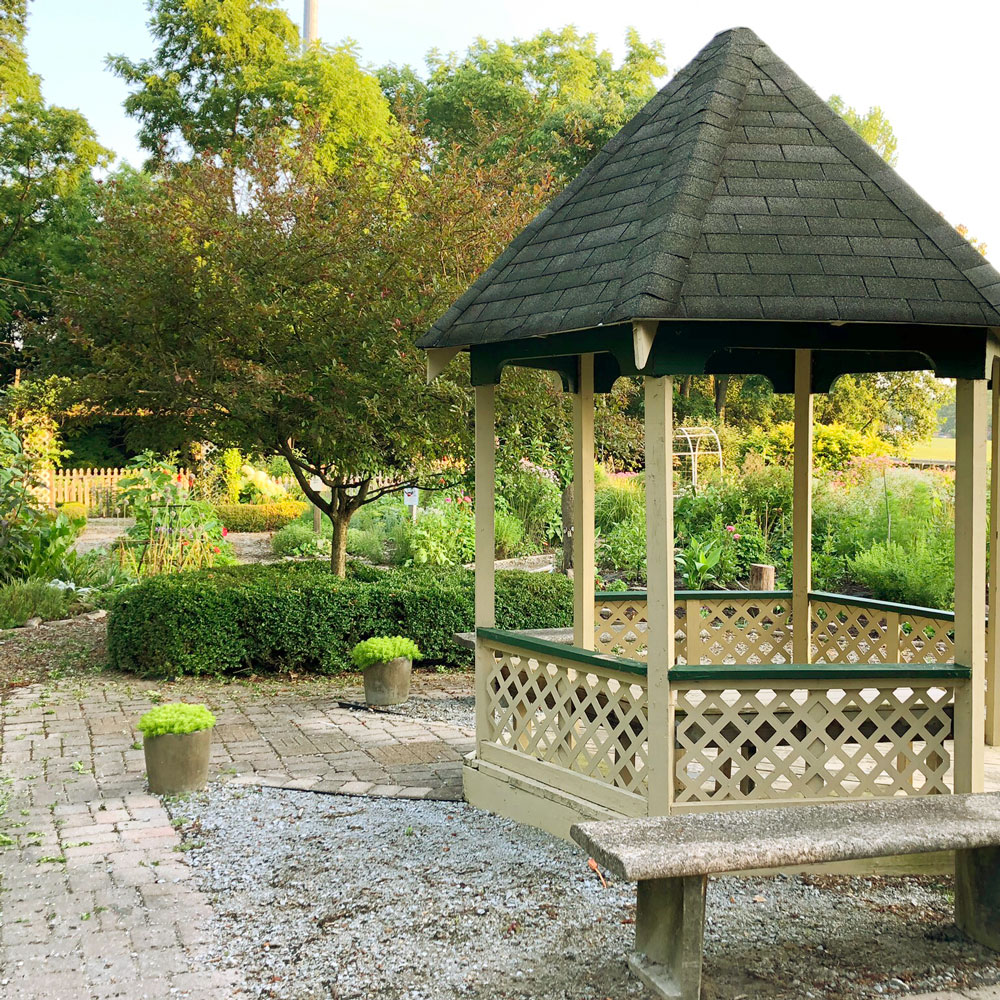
[21,0,1000,262]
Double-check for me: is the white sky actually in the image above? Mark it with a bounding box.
[22,0,1000,262]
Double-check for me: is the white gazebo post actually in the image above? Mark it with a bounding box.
[954,377,987,791]
[645,373,675,815]
[573,354,595,648]
[474,384,496,752]
[988,356,1000,746]
[792,349,813,664]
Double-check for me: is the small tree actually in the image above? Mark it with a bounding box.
[55,126,546,574]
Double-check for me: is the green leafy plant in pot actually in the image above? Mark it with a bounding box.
[138,702,216,794]
[351,636,421,706]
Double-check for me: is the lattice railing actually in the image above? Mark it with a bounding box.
[685,594,793,665]
[594,592,956,668]
[810,593,955,665]
[478,628,649,801]
[594,592,794,665]
[594,594,652,660]
[670,665,968,807]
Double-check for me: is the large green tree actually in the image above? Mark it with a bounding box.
[0,0,107,363]
[380,26,667,180]
[55,126,547,573]
[828,95,898,166]
[109,0,393,170]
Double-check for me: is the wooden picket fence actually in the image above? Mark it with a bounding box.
[44,468,185,516]
[44,467,302,515]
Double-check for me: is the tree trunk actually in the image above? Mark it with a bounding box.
[561,482,574,573]
[714,374,729,421]
[680,376,692,399]
[329,509,351,577]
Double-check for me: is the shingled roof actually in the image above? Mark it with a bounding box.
[419,27,1000,352]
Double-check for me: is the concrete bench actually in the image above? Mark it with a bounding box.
[571,793,1000,1000]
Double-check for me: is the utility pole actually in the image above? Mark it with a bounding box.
[302,0,318,49]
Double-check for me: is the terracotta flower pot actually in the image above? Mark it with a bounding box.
[363,657,412,706]
[143,728,212,795]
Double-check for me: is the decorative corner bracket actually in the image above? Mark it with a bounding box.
[632,320,659,371]
[425,347,461,384]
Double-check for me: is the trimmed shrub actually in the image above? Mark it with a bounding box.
[58,502,88,526]
[107,563,573,677]
[213,501,307,532]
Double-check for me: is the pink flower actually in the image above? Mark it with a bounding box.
[444,497,452,503]
[734,534,741,540]
[725,525,735,532]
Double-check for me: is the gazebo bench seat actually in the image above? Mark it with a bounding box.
[571,793,1000,1000]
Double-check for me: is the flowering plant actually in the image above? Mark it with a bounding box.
[117,454,234,575]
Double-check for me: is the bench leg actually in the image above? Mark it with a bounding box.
[630,875,707,1000]
[956,847,1000,951]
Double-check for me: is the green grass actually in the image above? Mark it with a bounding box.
[906,437,955,462]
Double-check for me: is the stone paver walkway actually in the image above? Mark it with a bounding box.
[0,673,473,998]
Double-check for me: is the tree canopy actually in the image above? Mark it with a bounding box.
[109,0,394,170]
[0,0,107,348]
[54,126,548,572]
[828,95,899,166]
[379,26,667,179]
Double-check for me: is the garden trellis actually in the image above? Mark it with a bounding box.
[419,27,1000,842]
[673,426,722,490]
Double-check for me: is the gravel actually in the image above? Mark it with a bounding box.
[171,785,1000,1000]
[351,691,476,730]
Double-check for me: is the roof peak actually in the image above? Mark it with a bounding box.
[420,27,1000,350]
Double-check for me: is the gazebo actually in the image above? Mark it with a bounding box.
[418,27,1000,838]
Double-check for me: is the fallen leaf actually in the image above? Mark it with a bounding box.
[588,857,608,888]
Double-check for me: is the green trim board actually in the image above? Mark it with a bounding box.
[477,628,969,682]
[809,590,956,623]
[469,322,991,390]
[669,662,971,682]
[596,589,792,602]
[476,627,647,677]
[596,588,949,622]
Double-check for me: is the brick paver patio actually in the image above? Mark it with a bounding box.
[0,673,473,998]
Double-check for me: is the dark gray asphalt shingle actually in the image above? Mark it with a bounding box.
[419,27,1000,350]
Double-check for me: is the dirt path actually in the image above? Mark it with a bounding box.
[74,521,278,564]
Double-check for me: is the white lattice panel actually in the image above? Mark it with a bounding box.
[811,601,955,666]
[484,643,649,795]
[898,614,955,664]
[594,598,650,659]
[687,598,793,665]
[672,680,954,804]
[811,602,891,664]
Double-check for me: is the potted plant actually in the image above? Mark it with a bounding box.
[351,636,421,706]
[138,702,216,794]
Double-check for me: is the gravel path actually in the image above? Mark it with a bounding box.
[170,786,1000,1000]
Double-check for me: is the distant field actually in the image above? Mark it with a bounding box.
[907,437,955,461]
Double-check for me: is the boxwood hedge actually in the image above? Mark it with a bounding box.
[107,562,572,677]
[212,502,307,532]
